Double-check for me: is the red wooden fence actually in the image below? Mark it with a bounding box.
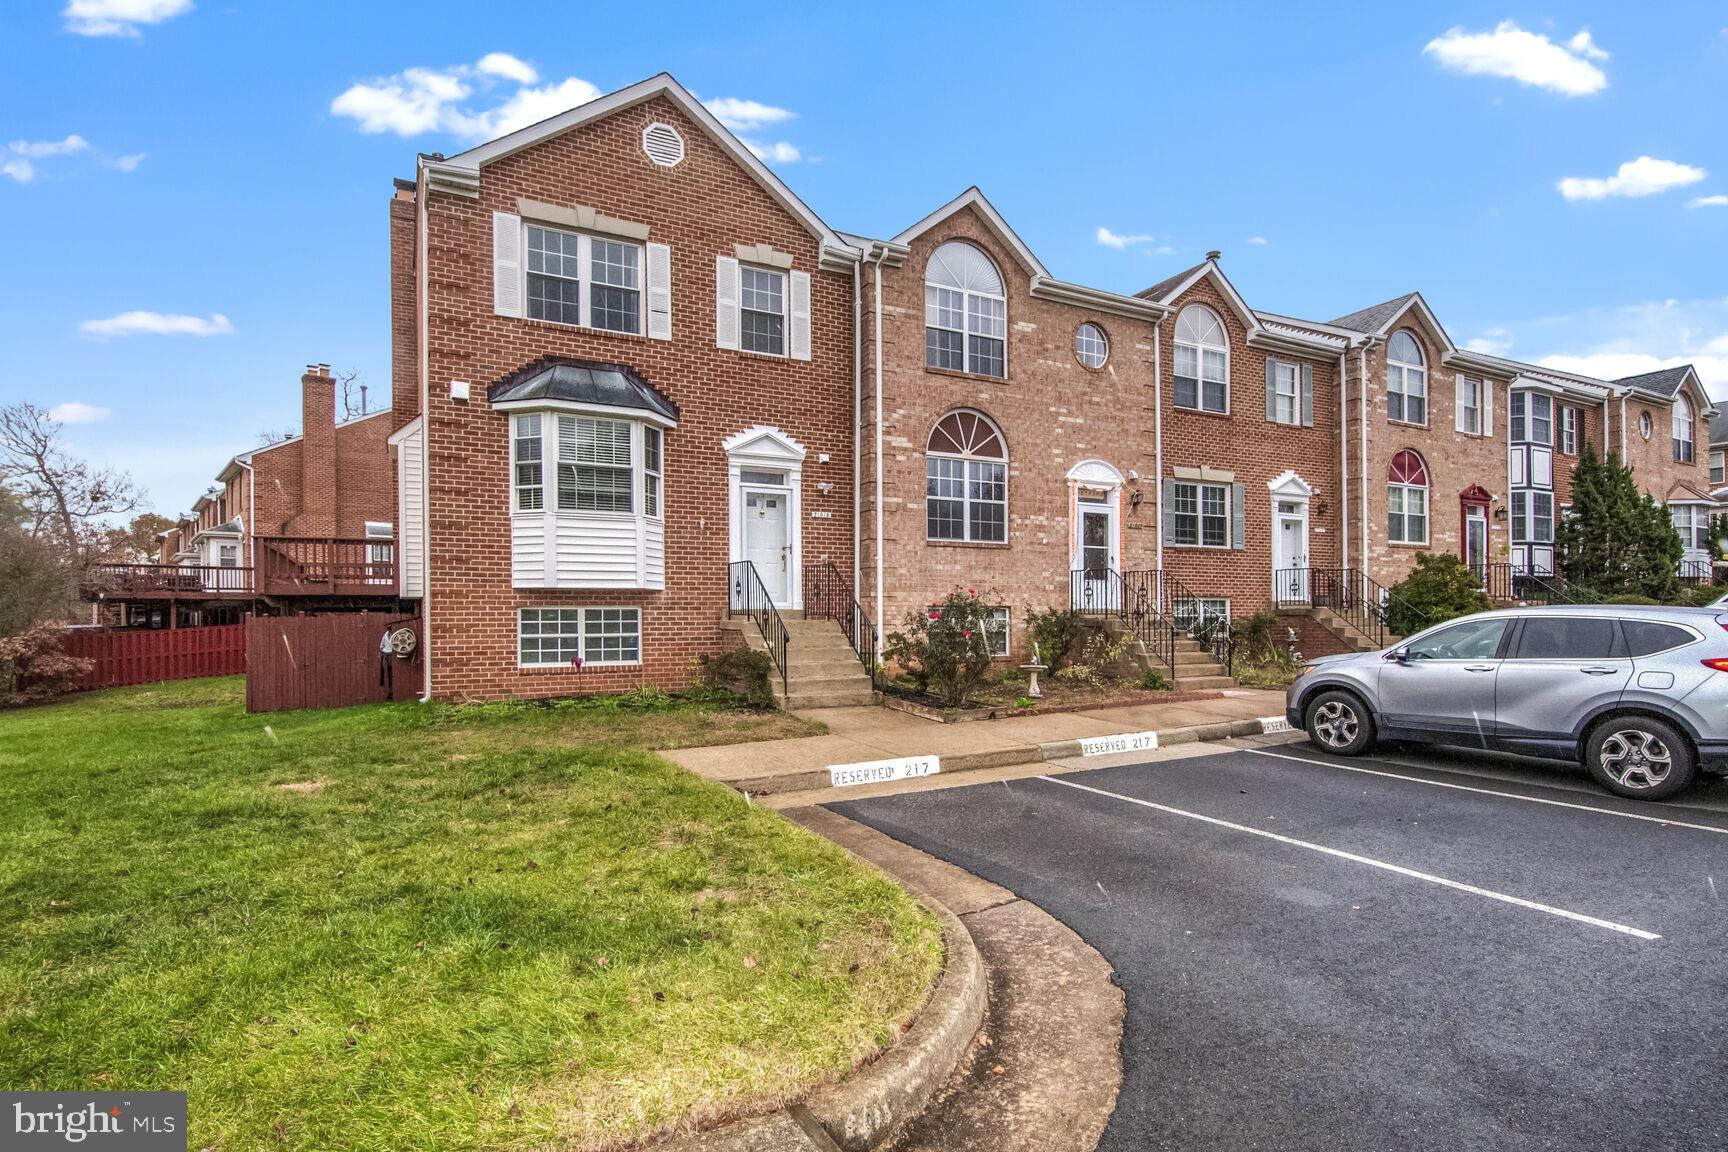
[246,612,422,713]
[62,625,247,690]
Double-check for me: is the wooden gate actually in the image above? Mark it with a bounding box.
[245,612,422,713]
[63,625,247,690]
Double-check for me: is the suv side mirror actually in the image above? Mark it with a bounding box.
[1386,646,1410,663]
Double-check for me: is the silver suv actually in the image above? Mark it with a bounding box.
[1285,606,1728,800]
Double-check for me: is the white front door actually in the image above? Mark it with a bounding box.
[1464,505,1488,581]
[1074,497,1119,610]
[1272,500,1309,603]
[743,488,791,604]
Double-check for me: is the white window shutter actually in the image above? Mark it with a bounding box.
[493,212,523,318]
[1483,379,1493,437]
[715,255,740,350]
[1455,374,1468,434]
[789,270,812,361]
[646,242,673,340]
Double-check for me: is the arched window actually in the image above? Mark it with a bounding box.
[925,242,1006,378]
[926,409,1007,542]
[1673,395,1695,463]
[1387,329,1427,425]
[1387,449,1429,545]
[1174,305,1228,413]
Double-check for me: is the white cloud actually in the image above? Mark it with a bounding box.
[2,157,36,184]
[703,97,795,133]
[1245,235,1269,246]
[79,311,233,339]
[1558,156,1707,201]
[1688,194,1728,209]
[10,135,89,158]
[1466,327,1514,356]
[742,139,800,164]
[1486,296,1728,398]
[63,0,192,37]
[1097,226,1156,251]
[1150,244,1174,256]
[1423,20,1609,97]
[109,152,146,173]
[6,136,142,183]
[48,402,111,424]
[475,52,537,85]
[331,57,606,141]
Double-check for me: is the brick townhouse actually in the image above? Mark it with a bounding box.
[380,71,1716,701]
[87,366,401,627]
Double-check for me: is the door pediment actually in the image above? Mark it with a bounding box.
[1268,469,1312,499]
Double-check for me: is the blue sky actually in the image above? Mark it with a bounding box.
[4,1,1726,513]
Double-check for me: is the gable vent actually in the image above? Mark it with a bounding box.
[642,122,686,168]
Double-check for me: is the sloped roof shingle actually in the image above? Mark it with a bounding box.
[1136,261,1207,304]
[1328,293,1419,334]
[1614,365,1694,399]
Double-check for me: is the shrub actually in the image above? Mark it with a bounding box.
[1230,610,1284,663]
[1052,629,1133,689]
[1137,668,1171,691]
[0,623,90,706]
[618,683,671,711]
[1602,593,1662,606]
[1025,606,1085,670]
[883,588,997,706]
[699,648,777,709]
[1384,552,1492,638]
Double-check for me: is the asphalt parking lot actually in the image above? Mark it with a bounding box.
[830,740,1728,1152]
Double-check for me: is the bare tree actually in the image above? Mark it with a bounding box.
[257,428,298,447]
[0,403,140,570]
[337,368,372,421]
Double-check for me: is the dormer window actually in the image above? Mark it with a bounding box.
[1174,305,1228,414]
[925,242,1006,378]
[1386,330,1427,425]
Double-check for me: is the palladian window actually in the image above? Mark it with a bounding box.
[924,242,1006,378]
[1387,330,1427,425]
[1174,305,1228,413]
[1387,449,1429,545]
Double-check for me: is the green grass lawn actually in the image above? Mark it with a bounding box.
[0,679,942,1151]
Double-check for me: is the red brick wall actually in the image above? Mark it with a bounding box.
[860,205,1160,658]
[1158,276,1341,617]
[416,94,855,701]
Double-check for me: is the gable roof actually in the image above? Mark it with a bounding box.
[1135,256,1262,336]
[1137,262,1207,305]
[1328,291,1456,357]
[428,73,845,253]
[1615,365,1698,400]
[889,187,1049,278]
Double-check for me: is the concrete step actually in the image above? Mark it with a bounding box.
[781,689,877,710]
[1171,675,1238,691]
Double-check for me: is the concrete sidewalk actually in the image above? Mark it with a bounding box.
[665,690,1288,796]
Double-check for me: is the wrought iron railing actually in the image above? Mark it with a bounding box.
[1162,569,1234,677]
[803,561,879,689]
[728,560,789,694]
[1305,567,1426,648]
[1680,558,1715,586]
[1481,562,1600,605]
[1072,568,1178,675]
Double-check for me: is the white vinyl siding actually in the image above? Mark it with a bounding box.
[394,418,425,599]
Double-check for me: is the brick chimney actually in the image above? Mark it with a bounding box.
[298,363,337,536]
[389,180,420,430]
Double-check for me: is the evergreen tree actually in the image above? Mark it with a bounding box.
[1558,444,1682,600]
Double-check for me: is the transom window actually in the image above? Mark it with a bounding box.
[526,224,642,334]
[1172,481,1229,547]
[1510,391,1553,446]
[1386,330,1427,425]
[924,242,1006,378]
[740,266,786,356]
[1674,396,1695,463]
[1074,322,1109,369]
[518,606,642,667]
[1174,305,1228,413]
[926,409,1007,543]
[1456,375,1482,435]
[1387,449,1429,544]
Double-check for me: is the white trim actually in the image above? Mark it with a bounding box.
[725,425,806,610]
[1151,260,1263,338]
[1270,484,1311,601]
[436,73,847,252]
[1066,458,1125,486]
[891,187,1049,277]
[516,605,643,668]
[1173,303,1231,415]
[491,395,678,428]
[1267,469,1313,499]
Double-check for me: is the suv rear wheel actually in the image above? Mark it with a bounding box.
[1585,715,1696,801]
[1304,690,1375,756]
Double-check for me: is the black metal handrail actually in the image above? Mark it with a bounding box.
[803,561,880,689]
[1481,562,1600,605]
[727,560,789,695]
[1072,568,1178,675]
[1680,558,1714,586]
[1305,567,1427,648]
[1160,569,1234,677]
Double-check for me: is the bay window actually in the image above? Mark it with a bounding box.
[1672,504,1709,552]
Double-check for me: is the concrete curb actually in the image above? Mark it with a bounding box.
[656,863,987,1152]
[730,716,1277,798]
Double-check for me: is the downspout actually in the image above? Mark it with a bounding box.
[1338,351,1349,572]
[416,165,433,703]
[852,256,862,596]
[1618,395,1627,460]
[871,246,887,645]
[1152,324,1164,573]
[240,459,255,570]
[1358,343,1370,579]
[1602,396,1610,457]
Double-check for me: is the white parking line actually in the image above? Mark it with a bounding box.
[1036,774,1661,941]
[1242,746,1728,837]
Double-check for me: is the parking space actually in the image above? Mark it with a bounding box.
[829,742,1728,1151]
